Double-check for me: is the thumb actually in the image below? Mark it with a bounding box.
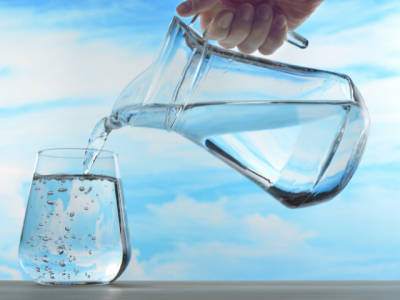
[176,0,221,17]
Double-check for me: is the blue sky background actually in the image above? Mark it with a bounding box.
[0,0,400,280]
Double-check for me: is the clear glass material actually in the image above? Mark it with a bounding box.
[19,149,131,285]
[103,16,370,209]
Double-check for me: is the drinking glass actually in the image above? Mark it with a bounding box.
[19,149,131,285]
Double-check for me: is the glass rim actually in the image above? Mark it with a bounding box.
[38,148,117,159]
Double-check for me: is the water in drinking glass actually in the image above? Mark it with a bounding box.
[19,172,129,285]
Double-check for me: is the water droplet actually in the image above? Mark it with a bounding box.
[49,211,54,215]
[67,274,70,279]
[58,249,64,255]
[26,240,30,244]
[79,186,85,191]
[36,227,40,230]
[36,267,40,272]
[88,275,91,279]
[84,206,88,210]
[85,245,88,248]
[85,272,87,276]
[34,255,37,260]
[72,235,76,239]
[58,188,68,192]
[55,240,58,244]
[65,227,70,232]
[46,215,50,218]
[96,194,99,196]
[50,273,56,279]
[42,255,49,263]
[58,236,62,240]
[73,256,76,261]
[91,200,94,203]
[223,70,227,74]
[45,266,49,271]
[64,234,68,239]
[69,256,72,263]
[42,243,47,248]
[70,212,75,217]
[74,196,78,198]
[59,261,66,267]
[42,236,48,242]
[47,200,55,205]
[43,180,46,184]
[89,250,92,255]
[92,237,96,241]
[79,177,84,181]
[88,234,92,237]
[39,223,43,227]
[30,243,34,247]
[47,191,54,195]
[62,270,67,275]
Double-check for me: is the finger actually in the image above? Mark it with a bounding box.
[204,10,234,40]
[218,3,255,49]
[237,4,273,54]
[176,0,220,17]
[258,14,287,55]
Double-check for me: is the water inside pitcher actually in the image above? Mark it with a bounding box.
[98,16,370,208]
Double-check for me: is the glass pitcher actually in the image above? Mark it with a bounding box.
[100,16,370,209]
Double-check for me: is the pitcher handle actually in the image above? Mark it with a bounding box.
[189,13,308,50]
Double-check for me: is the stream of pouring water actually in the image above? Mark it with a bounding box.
[83,117,112,174]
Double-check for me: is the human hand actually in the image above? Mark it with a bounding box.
[176,0,324,55]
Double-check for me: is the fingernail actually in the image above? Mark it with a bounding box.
[257,5,271,19]
[220,13,234,29]
[274,15,286,29]
[177,1,192,14]
[239,4,254,22]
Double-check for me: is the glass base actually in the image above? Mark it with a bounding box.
[35,279,111,286]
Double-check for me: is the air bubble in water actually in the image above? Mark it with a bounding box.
[42,255,49,263]
[70,212,75,217]
[58,188,68,192]
[59,261,66,267]
[85,187,92,195]
[84,206,88,210]
[47,191,54,195]
[47,200,55,205]
[36,267,40,272]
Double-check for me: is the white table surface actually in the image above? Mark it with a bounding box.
[1,281,400,300]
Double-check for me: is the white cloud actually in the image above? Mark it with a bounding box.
[0,21,153,108]
[0,266,23,280]
[125,194,316,279]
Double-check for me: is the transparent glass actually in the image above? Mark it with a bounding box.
[101,16,370,209]
[19,149,131,285]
